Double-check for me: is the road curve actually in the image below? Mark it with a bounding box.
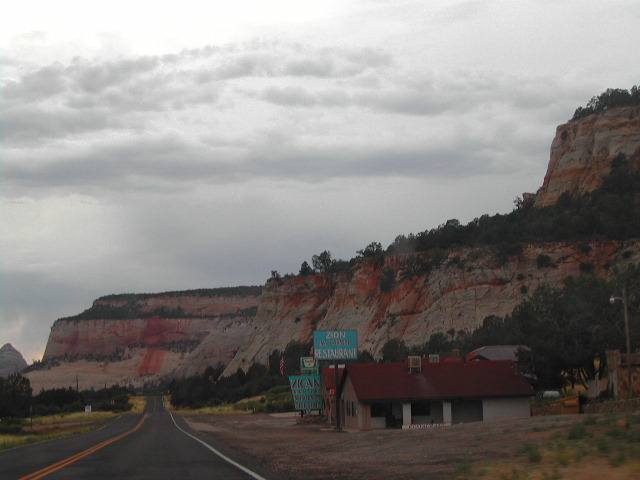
[0,396,279,480]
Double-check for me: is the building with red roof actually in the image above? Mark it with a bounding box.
[465,345,530,362]
[336,356,533,430]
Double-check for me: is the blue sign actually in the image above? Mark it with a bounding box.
[289,375,323,411]
[313,330,358,360]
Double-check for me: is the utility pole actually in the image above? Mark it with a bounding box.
[623,286,632,398]
[334,360,341,431]
[611,286,632,398]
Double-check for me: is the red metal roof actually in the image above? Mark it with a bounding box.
[322,366,344,390]
[342,357,533,402]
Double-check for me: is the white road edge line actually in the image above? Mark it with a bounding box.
[169,412,268,480]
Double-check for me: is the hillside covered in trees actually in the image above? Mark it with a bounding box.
[294,149,640,277]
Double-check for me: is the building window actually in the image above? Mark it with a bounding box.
[351,402,357,416]
[411,401,431,416]
[371,402,392,418]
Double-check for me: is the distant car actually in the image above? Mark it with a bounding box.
[541,390,561,398]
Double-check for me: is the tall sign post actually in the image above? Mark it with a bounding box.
[313,330,358,431]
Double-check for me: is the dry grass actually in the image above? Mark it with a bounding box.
[185,409,640,480]
[458,457,640,480]
[166,398,252,417]
[454,413,640,480]
[0,397,144,451]
[31,410,118,426]
[129,395,147,413]
[163,394,252,416]
[0,424,102,450]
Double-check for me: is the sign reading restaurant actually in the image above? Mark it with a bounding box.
[313,330,358,360]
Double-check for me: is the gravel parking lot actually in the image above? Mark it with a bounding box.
[184,413,583,480]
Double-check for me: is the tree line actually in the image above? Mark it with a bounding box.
[175,263,638,408]
[279,150,639,280]
[379,267,639,393]
[168,340,318,410]
[10,265,635,418]
[0,376,133,433]
[57,286,263,323]
[571,85,640,120]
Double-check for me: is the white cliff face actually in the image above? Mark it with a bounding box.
[535,106,640,207]
[27,291,261,391]
[222,240,640,375]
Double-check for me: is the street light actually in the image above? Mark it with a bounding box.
[610,287,632,398]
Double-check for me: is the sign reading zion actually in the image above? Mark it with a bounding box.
[313,330,358,360]
[289,375,323,411]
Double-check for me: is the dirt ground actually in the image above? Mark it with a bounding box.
[184,413,585,480]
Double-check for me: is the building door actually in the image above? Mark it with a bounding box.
[451,399,483,424]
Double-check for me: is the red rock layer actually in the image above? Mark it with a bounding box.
[223,240,639,374]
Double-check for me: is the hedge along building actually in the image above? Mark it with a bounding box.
[336,356,533,430]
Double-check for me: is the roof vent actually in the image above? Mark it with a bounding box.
[408,356,422,372]
[429,354,440,363]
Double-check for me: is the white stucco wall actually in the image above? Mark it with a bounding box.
[482,397,531,421]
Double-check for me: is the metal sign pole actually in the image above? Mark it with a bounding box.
[334,359,341,431]
[313,330,357,431]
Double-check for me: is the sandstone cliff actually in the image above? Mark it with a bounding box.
[222,240,640,374]
[535,106,640,207]
[27,288,261,390]
[28,106,640,390]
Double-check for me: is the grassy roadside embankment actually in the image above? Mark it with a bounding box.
[454,411,640,480]
[0,396,147,450]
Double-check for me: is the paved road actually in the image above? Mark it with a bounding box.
[0,396,278,480]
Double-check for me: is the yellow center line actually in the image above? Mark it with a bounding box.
[18,414,148,480]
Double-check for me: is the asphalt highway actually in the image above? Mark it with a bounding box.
[0,396,278,480]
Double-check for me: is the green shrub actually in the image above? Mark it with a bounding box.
[0,422,22,434]
[453,462,473,479]
[379,268,396,292]
[551,448,571,467]
[519,442,542,463]
[595,437,612,453]
[609,451,627,467]
[568,423,590,440]
[536,254,554,268]
[605,425,628,440]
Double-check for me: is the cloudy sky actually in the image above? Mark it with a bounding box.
[2,1,639,362]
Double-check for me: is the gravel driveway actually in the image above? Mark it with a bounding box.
[184,412,583,480]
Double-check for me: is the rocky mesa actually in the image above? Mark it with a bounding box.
[26,105,640,390]
[27,288,261,390]
[0,343,28,377]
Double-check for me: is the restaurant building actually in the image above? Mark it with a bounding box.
[334,356,533,430]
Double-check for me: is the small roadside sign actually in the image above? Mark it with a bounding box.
[289,375,323,411]
[300,357,319,375]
